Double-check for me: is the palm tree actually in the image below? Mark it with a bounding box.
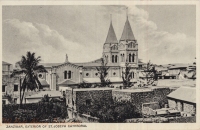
[11,52,47,108]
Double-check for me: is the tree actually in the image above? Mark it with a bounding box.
[122,63,133,88]
[188,57,196,79]
[96,58,111,87]
[141,61,158,86]
[11,52,47,108]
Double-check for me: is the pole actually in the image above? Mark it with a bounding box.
[19,77,21,109]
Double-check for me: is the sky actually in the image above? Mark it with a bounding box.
[2,5,196,65]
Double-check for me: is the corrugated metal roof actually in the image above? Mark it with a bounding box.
[2,61,12,65]
[167,87,196,103]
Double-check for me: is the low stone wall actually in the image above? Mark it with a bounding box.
[113,87,172,113]
[125,116,196,123]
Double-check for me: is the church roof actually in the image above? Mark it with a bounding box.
[120,17,135,41]
[105,22,118,44]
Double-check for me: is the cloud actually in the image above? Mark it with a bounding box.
[125,5,196,64]
[2,6,196,65]
[3,19,101,65]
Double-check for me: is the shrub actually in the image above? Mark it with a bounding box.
[2,102,68,123]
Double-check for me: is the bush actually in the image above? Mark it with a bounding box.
[79,99,141,123]
[2,102,68,123]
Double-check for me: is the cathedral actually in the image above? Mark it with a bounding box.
[38,15,140,90]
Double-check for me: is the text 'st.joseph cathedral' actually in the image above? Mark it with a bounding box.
[38,15,141,90]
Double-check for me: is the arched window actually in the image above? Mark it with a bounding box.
[132,54,135,62]
[129,54,132,62]
[112,55,114,63]
[64,71,67,79]
[115,55,118,63]
[68,71,71,79]
[121,54,123,62]
[123,54,125,62]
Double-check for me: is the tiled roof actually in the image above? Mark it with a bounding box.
[83,77,123,83]
[120,17,135,41]
[39,79,49,86]
[39,63,62,68]
[105,22,118,44]
[2,61,12,65]
[25,91,62,99]
[167,87,196,103]
[73,59,120,67]
[58,79,78,85]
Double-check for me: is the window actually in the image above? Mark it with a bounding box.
[86,99,91,106]
[112,55,114,63]
[2,100,6,105]
[14,98,17,104]
[68,71,71,79]
[64,71,67,79]
[115,55,118,63]
[95,73,98,76]
[2,85,5,92]
[86,73,89,77]
[132,54,135,62]
[129,54,132,62]
[38,73,43,78]
[123,54,125,62]
[121,54,123,62]
[14,85,18,91]
[113,72,116,76]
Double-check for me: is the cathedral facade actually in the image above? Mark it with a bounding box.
[38,16,140,90]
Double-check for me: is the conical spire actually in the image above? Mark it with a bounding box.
[105,16,118,44]
[120,16,135,41]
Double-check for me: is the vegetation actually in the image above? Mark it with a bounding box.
[11,52,47,107]
[79,98,140,123]
[141,61,158,86]
[122,63,133,88]
[96,58,111,87]
[2,102,68,123]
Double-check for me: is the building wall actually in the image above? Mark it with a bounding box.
[168,98,196,115]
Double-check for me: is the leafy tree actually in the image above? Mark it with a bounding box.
[96,58,111,87]
[11,52,47,108]
[141,61,158,86]
[122,62,133,88]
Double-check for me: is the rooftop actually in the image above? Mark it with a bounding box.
[25,91,62,99]
[73,87,114,92]
[167,87,196,103]
[2,61,12,65]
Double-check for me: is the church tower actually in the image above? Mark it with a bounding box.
[118,15,138,68]
[103,16,119,64]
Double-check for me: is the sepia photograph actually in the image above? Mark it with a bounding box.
[2,4,197,124]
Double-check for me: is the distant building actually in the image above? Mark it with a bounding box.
[167,87,196,116]
[2,61,20,105]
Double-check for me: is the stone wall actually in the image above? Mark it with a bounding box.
[74,89,113,113]
[168,98,196,115]
[113,87,172,113]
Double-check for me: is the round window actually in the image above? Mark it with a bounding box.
[86,73,89,76]
[113,72,116,76]
[38,74,43,78]
[95,73,98,76]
